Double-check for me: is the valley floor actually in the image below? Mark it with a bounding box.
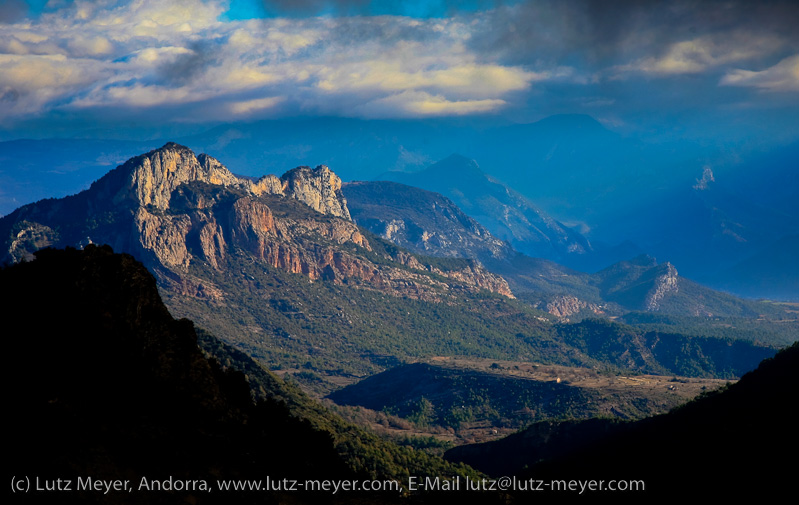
[278,357,731,447]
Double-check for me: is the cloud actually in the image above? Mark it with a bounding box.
[0,0,27,24]
[468,1,799,76]
[720,55,799,92]
[0,0,549,124]
[617,34,786,76]
[313,59,536,98]
[0,0,797,135]
[156,40,221,86]
[228,95,284,115]
[358,90,507,117]
[0,53,106,116]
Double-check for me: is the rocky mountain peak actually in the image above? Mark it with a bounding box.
[381,154,593,261]
[281,165,351,220]
[86,143,351,220]
[343,180,514,263]
[94,143,242,211]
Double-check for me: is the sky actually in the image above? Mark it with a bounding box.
[1,0,798,143]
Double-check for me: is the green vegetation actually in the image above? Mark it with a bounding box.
[444,341,799,500]
[554,318,777,378]
[162,249,584,379]
[620,311,799,347]
[162,249,777,393]
[329,363,595,430]
[196,329,482,482]
[327,362,696,433]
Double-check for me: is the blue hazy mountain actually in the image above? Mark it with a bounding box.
[712,234,799,301]
[377,154,593,264]
[595,141,799,286]
[344,181,788,320]
[179,116,476,181]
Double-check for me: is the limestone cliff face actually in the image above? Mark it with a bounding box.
[431,263,514,298]
[98,144,242,210]
[248,174,284,196]
[282,165,351,220]
[1,143,512,301]
[644,263,679,311]
[133,208,193,269]
[89,143,347,217]
[182,192,508,300]
[540,295,604,319]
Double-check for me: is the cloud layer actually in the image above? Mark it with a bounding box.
[0,0,797,135]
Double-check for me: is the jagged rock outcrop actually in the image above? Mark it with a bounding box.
[540,295,604,319]
[133,208,193,269]
[645,263,679,311]
[596,255,685,313]
[248,174,284,196]
[282,165,351,220]
[88,143,348,217]
[432,263,514,298]
[93,143,243,210]
[6,220,57,263]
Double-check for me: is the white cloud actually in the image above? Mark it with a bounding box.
[720,55,799,92]
[313,60,536,98]
[66,35,115,57]
[616,34,785,76]
[128,46,193,65]
[358,90,507,117]
[228,96,285,115]
[0,1,557,122]
[18,0,790,125]
[0,53,106,115]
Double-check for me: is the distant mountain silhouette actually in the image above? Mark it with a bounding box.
[380,154,592,262]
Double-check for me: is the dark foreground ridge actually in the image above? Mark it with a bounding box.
[2,245,500,505]
[445,337,799,500]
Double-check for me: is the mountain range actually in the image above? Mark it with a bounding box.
[377,154,593,264]
[344,180,787,321]
[3,141,797,502]
[2,143,788,387]
[2,115,797,300]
